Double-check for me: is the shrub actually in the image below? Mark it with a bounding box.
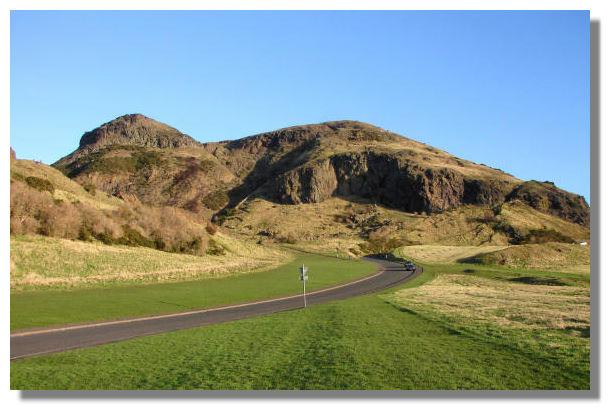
[276,234,298,244]
[205,222,218,235]
[475,209,497,224]
[200,159,216,172]
[214,207,236,224]
[349,247,362,257]
[117,226,156,249]
[520,229,575,244]
[82,183,97,196]
[89,156,139,174]
[202,190,229,211]
[10,181,82,238]
[11,178,212,256]
[491,220,526,244]
[206,239,225,256]
[11,171,26,182]
[360,228,406,255]
[64,148,166,177]
[25,176,54,193]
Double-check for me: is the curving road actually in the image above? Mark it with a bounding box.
[10,257,421,360]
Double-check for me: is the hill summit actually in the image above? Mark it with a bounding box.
[77,114,201,152]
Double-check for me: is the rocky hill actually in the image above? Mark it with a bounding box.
[76,114,200,153]
[53,115,589,233]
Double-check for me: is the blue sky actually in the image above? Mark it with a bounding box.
[10,10,590,200]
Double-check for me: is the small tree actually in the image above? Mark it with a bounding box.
[365,228,405,256]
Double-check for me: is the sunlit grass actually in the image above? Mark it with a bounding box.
[11,267,589,390]
[10,252,377,330]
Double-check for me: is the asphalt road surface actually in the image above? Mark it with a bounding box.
[11,256,421,360]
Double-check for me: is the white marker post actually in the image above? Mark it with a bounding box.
[299,264,308,308]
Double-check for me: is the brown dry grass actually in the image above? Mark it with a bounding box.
[398,245,508,264]
[10,158,218,255]
[315,127,521,182]
[391,273,589,333]
[10,234,291,290]
[466,242,590,275]
[227,197,512,247]
[499,200,590,241]
[226,196,587,253]
[11,158,123,210]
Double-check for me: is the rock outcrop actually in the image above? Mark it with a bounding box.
[506,181,590,226]
[267,151,516,214]
[78,114,202,151]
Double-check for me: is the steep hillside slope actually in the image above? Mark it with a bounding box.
[11,156,222,256]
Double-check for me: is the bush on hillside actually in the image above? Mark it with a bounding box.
[276,233,298,244]
[213,207,237,224]
[205,222,218,235]
[11,180,209,256]
[25,176,54,193]
[491,220,526,244]
[359,228,407,255]
[519,229,575,244]
[82,182,97,196]
[206,239,225,255]
[202,190,229,211]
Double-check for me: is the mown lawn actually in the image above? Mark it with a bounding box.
[10,253,377,331]
[11,263,590,390]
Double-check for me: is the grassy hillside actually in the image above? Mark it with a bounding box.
[11,158,123,210]
[398,241,589,275]
[11,252,377,330]
[11,262,589,390]
[11,157,216,255]
[224,196,587,252]
[55,143,236,213]
[462,242,590,275]
[224,197,506,247]
[398,245,508,264]
[497,200,590,241]
[10,234,290,290]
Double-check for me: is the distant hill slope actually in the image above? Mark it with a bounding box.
[53,114,589,230]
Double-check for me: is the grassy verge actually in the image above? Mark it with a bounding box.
[11,266,588,390]
[10,253,377,331]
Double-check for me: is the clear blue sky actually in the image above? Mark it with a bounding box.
[10,10,590,200]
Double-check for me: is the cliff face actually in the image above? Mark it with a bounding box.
[268,152,515,214]
[53,115,589,229]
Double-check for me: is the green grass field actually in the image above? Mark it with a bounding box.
[10,253,377,331]
[10,262,590,390]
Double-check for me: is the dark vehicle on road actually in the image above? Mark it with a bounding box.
[404,261,416,271]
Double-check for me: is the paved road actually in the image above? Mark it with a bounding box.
[11,257,421,360]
